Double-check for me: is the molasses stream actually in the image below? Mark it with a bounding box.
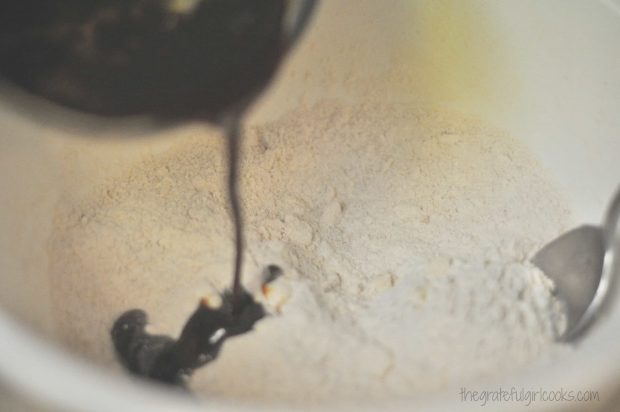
[0,0,317,387]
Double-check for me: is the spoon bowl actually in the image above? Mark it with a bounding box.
[533,186,620,342]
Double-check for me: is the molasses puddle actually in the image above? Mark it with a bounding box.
[111,264,282,387]
[112,287,266,386]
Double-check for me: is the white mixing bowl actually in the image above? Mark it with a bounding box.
[1,1,620,411]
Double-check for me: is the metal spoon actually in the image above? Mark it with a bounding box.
[533,185,620,342]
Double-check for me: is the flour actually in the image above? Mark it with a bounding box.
[49,101,572,403]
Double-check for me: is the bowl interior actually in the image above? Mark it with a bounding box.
[1,1,620,411]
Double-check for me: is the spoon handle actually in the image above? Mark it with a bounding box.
[603,185,620,247]
[598,184,620,313]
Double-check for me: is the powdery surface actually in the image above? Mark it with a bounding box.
[49,101,572,404]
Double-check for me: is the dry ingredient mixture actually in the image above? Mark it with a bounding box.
[49,101,572,403]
